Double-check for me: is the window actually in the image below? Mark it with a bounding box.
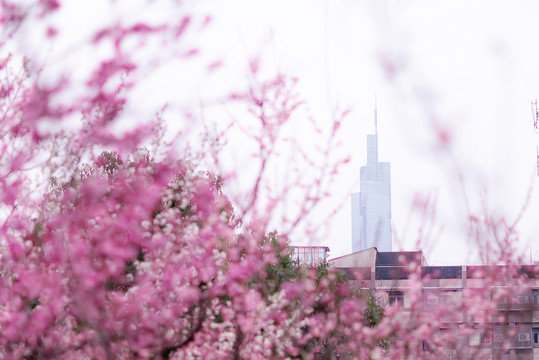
[533,328,539,344]
[469,328,492,345]
[389,291,404,306]
[469,333,480,346]
[440,292,453,305]
[532,289,539,306]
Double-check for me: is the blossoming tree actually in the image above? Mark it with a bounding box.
[0,1,361,358]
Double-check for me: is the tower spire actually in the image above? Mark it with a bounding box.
[367,95,379,165]
[374,94,378,135]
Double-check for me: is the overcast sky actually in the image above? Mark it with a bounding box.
[198,0,539,264]
[13,0,539,264]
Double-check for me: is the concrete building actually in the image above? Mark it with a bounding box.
[330,248,539,359]
[351,105,392,252]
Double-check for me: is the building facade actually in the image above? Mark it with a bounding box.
[330,248,539,359]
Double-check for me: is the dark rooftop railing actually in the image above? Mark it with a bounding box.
[337,264,538,281]
[376,266,409,280]
[376,252,423,266]
[422,266,462,279]
[336,267,371,281]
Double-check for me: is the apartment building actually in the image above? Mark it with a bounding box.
[330,248,539,360]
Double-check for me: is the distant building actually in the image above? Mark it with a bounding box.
[351,105,392,252]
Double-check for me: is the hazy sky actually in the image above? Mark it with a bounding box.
[198,0,539,264]
[12,0,539,264]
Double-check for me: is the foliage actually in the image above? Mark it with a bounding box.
[362,294,384,328]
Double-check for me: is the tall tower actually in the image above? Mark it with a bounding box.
[351,102,392,252]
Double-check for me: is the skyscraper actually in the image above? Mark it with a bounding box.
[351,105,392,252]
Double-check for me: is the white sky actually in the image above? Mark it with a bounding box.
[9,0,539,265]
[196,0,539,264]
